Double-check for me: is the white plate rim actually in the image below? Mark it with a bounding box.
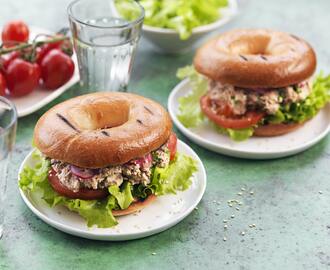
[18,140,207,241]
[168,79,330,159]
[5,26,80,117]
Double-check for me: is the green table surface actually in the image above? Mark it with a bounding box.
[1,0,330,269]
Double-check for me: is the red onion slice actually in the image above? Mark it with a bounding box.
[132,153,152,167]
[70,165,98,179]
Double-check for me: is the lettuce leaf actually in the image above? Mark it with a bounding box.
[177,66,330,141]
[177,66,208,127]
[266,73,330,124]
[19,150,197,228]
[140,0,228,39]
[108,182,134,210]
[151,153,198,196]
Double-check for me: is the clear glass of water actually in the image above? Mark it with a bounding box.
[0,97,17,239]
[68,0,144,92]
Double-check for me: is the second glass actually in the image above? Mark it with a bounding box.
[68,0,144,92]
[0,97,17,239]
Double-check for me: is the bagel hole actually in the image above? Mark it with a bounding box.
[229,35,271,55]
[68,100,130,130]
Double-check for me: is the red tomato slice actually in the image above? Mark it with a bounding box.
[200,95,264,129]
[48,169,108,200]
[167,133,177,160]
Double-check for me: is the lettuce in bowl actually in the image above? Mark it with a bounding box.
[140,0,229,40]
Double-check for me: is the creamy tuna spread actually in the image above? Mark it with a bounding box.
[50,144,170,193]
[207,80,311,116]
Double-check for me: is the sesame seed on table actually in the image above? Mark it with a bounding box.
[1,0,330,269]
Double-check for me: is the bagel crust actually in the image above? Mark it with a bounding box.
[194,29,316,88]
[34,92,172,168]
[253,122,306,137]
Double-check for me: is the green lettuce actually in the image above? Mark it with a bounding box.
[19,150,197,228]
[266,73,330,124]
[177,66,330,141]
[140,0,228,39]
[151,153,197,195]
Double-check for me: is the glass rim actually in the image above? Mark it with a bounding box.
[0,96,17,135]
[67,0,145,30]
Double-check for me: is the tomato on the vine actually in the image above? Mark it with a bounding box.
[40,49,74,89]
[0,73,7,96]
[36,35,72,65]
[1,20,29,46]
[6,58,40,97]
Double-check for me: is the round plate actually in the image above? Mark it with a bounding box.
[168,79,330,159]
[3,27,80,117]
[18,140,206,241]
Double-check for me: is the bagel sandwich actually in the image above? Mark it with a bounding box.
[177,29,330,141]
[19,92,198,228]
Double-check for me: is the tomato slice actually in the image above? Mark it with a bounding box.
[167,133,177,160]
[48,169,108,200]
[200,95,264,129]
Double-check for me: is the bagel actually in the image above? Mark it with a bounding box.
[194,29,316,88]
[34,92,172,168]
[254,122,306,137]
[191,29,320,139]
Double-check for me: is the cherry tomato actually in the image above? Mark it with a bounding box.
[6,58,40,97]
[0,73,7,96]
[40,49,74,89]
[200,95,265,129]
[1,20,29,46]
[1,51,20,71]
[48,169,108,200]
[167,133,177,160]
[36,35,72,65]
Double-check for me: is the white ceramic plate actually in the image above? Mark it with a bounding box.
[3,27,79,117]
[18,140,206,241]
[168,79,330,159]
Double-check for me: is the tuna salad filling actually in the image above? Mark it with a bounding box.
[50,144,170,193]
[207,79,312,116]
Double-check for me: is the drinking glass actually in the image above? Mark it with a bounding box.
[68,0,144,92]
[0,97,17,239]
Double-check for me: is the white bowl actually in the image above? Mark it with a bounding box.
[142,0,239,54]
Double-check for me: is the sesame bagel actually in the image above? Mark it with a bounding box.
[34,92,172,168]
[194,29,316,88]
[253,122,306,137]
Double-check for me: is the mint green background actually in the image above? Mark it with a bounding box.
[1,0,330,269]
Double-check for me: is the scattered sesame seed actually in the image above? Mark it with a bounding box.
[223,237,227,241]
[238,202,243,206]
[213,200,217,203]
[249,224,254,228]
[319,191,323,194]
[241,231,245,236]
[250,191,254,195]
[223,219,228,223]
[236,207,240,211]
[237,192,242,196]
[241,187,246,191]
[231,215,235,219]
[228,203,233,207]
[224,224,228,229]
[151,252,157,255]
